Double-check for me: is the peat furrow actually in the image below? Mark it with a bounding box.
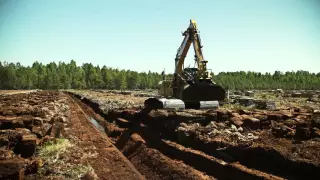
[119,133,215,180]
[168,131,320,180]
[131,124,283,180]
[67,91,320,180]
[105,105,320,180]
[66,92,214,180]
[68,92,281,179]
[113,108,320,180]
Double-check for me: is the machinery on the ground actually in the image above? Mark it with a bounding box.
[145,19,226,110]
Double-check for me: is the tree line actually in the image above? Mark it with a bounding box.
[0,60,319,90]
[0,60,161,90]
[212,71,320,90]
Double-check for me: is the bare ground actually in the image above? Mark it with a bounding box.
[67,89,320,180]
[1,89,320,180]
[0,91,142,180]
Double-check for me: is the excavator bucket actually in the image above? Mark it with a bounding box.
[182,83,226,102]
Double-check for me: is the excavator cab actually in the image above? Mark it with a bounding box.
[184,68,198,84]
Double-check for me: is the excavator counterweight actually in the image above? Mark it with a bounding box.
[145,19,226,110]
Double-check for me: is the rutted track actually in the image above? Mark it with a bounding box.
[67,92,295,180]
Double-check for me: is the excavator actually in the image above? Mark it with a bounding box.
[144,19,226,111]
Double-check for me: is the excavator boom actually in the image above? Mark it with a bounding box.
[175,19,211,80]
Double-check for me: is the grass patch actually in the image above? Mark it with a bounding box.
[63,163,96,179]
[36,138,97,179]
[39,138,72,160]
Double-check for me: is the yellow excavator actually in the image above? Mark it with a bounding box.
[144,19,226,110]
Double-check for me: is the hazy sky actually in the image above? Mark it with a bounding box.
[0,0,319,74]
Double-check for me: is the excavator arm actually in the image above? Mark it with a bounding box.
[175,19,210,80]
[175,22,193,75]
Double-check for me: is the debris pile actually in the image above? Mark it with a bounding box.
[175,106,320,145]
[177,121,259,144]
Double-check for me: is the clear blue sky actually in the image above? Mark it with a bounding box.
[0,0,319,74]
